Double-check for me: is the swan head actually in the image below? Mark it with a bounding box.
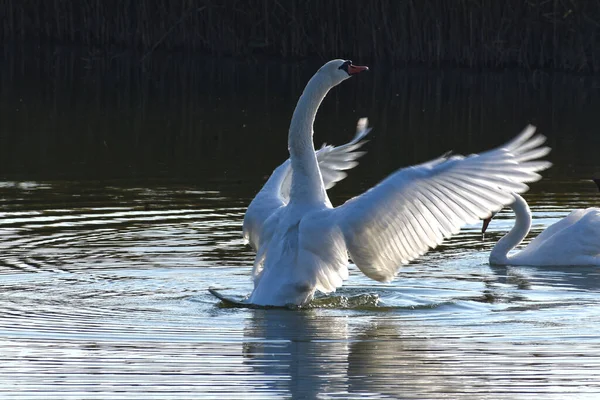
[594,178,600,191]
[317,59,369,86]
[481,211,499,234]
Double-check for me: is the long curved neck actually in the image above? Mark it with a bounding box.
[288,73,333,204]
[489,193,532,264]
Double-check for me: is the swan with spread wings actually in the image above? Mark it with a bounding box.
[241,59,552,306]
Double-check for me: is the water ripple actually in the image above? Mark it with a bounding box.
[1,181,600,398]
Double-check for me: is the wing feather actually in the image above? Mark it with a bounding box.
[332,125,551,282]
[242,163,288,250]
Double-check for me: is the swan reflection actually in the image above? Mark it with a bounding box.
[488,263,600,293]
[243,309,349,398]
[242,310,469,398]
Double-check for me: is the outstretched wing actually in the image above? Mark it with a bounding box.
[242,162,289,251]
[329,125,551,282]
[243,118,371,251]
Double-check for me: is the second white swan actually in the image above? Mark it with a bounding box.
[482,188,600,267]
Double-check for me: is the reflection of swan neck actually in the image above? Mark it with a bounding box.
[489,193,532,264]
[288,74,332,204]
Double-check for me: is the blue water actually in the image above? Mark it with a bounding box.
[0,181,599,399]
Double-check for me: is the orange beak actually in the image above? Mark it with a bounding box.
[347,64,369,75]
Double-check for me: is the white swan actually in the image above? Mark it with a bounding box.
[242,59,552,306]
[482,190,600,267]
[243,117,371,251]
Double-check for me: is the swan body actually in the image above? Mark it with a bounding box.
[242,59,552,306]
[483,193,600,266]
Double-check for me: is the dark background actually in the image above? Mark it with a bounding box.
[2,0,600,71]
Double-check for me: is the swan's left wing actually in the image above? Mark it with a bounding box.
[243,162,288,251]
[329,125,551,282]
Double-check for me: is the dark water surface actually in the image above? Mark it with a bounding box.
[1,48,600,399]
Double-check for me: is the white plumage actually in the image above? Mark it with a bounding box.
[243,117,371,251]
[242,59,552,306]
[482,192,600,267]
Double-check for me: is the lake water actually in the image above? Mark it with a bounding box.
[1,47,600,399]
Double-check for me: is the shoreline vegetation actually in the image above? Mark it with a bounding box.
[2,1,600,71]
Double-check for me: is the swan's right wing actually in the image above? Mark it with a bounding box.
[330,125,551,282]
